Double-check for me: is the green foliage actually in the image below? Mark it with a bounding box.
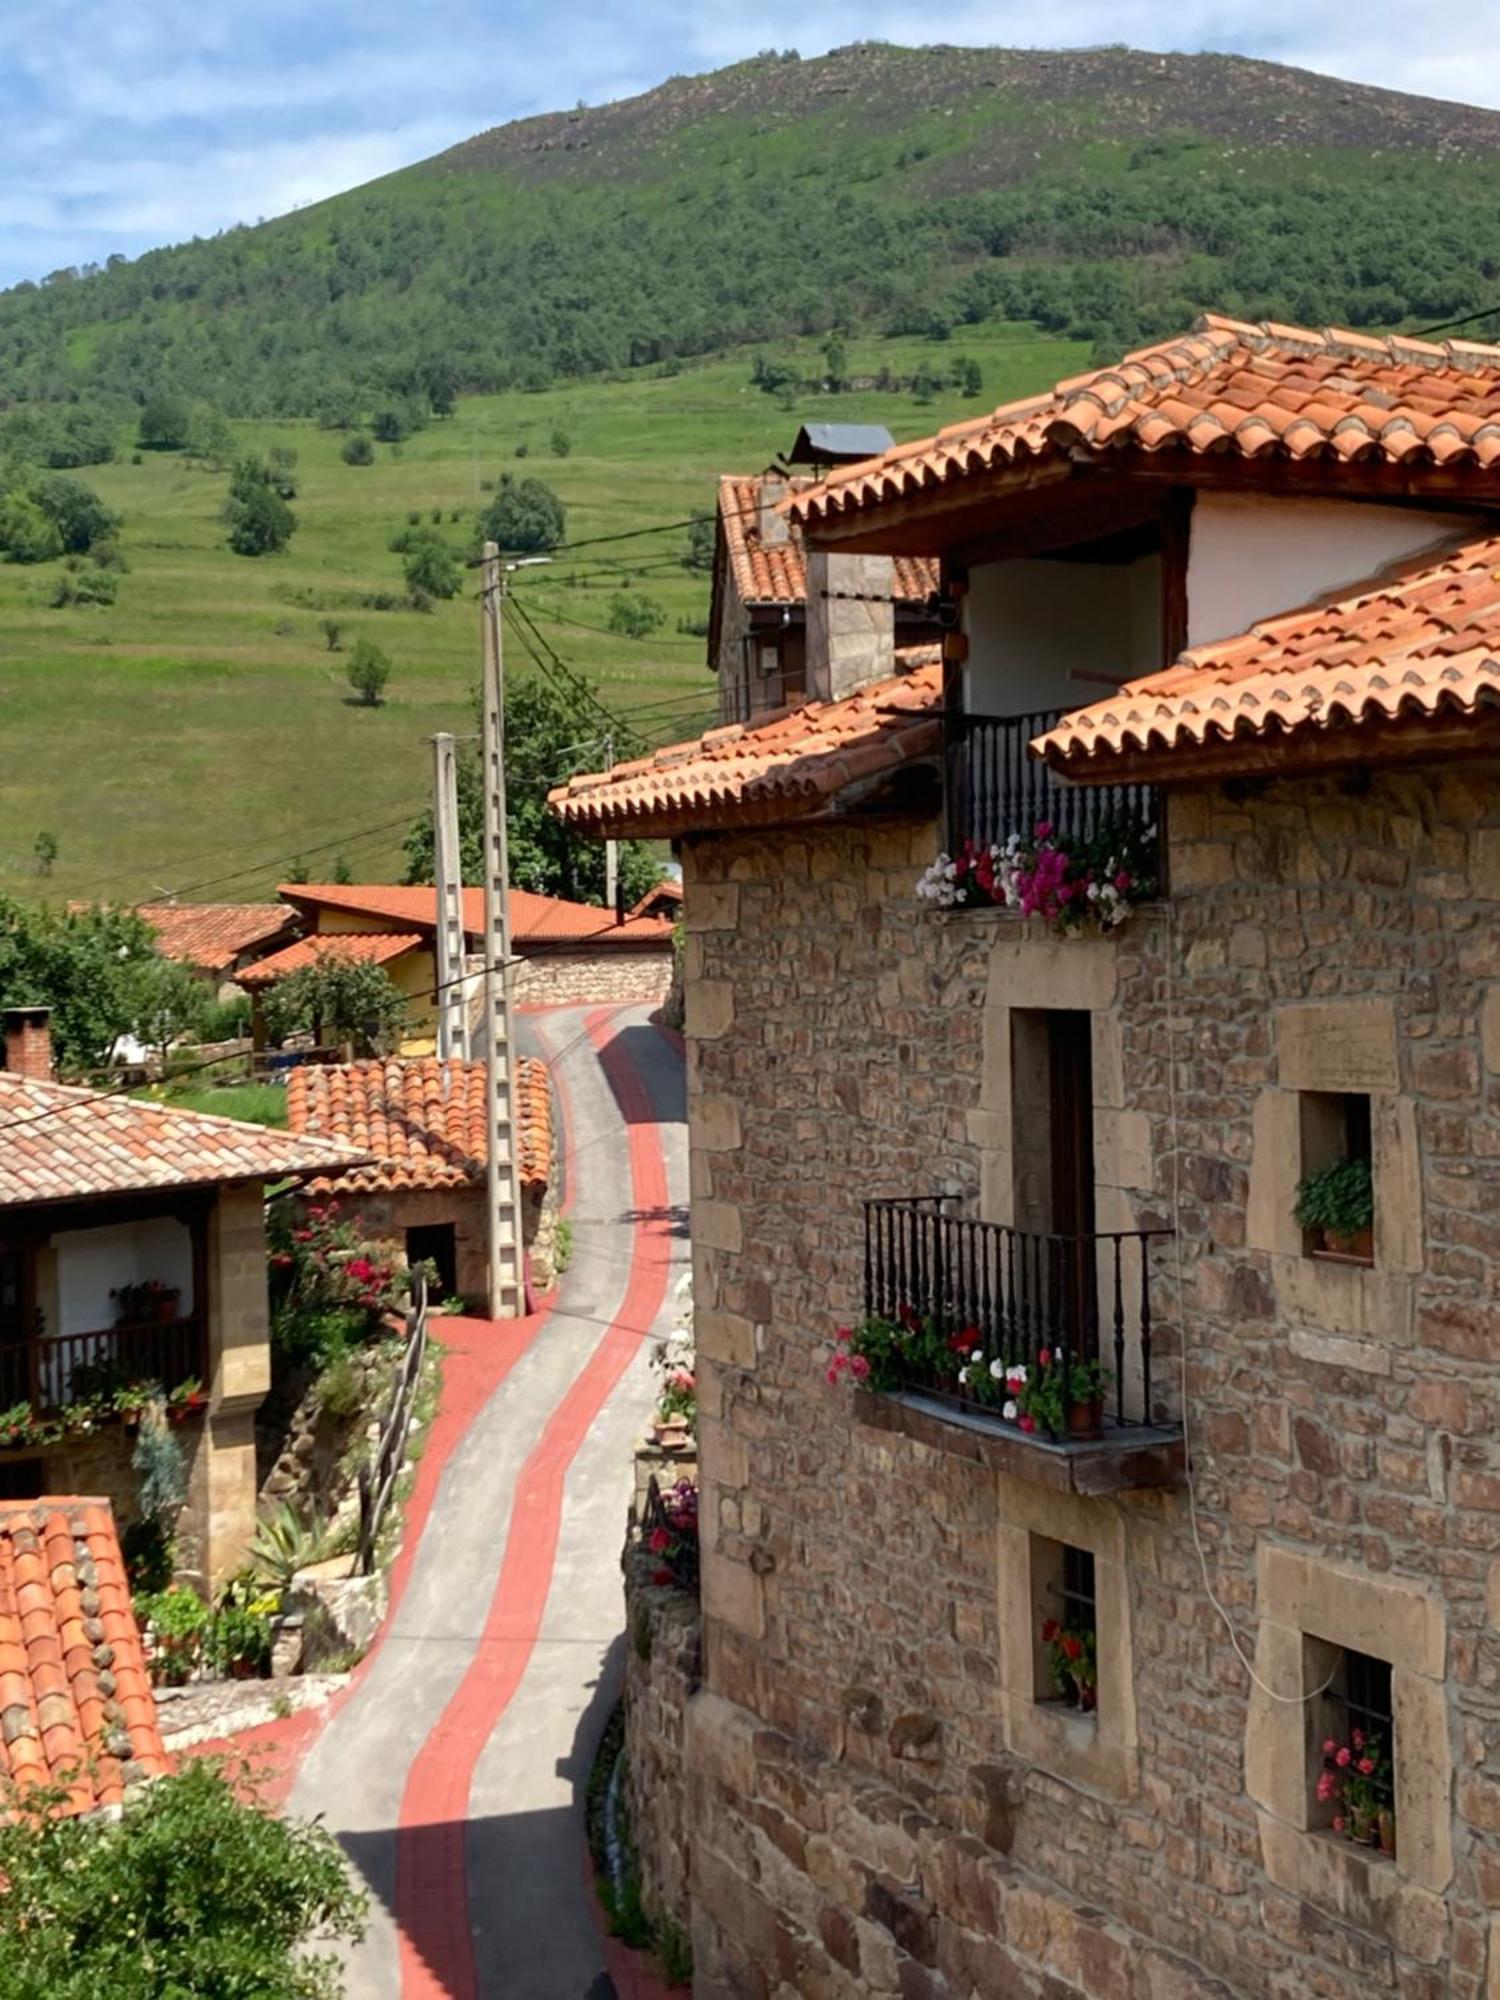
[137,391,193,451]
[0,402,116,468]
[48,559,118,607]
[0,491,63,563]
[0,896,159,1072]
[320,615,344,649]
[184,404,235,469]
[31,829,57,874]
[481,473,565,554]
[223,456,297,556]
[30,473,118,553]
[550,427,572,458]
[607,591,665,637]
[133,1583,212,1684]
[402,536,461,599]
[0,1755,366,1996]
[341,432,375,466]
[127,952,211,1058]
[247,1502,325,1590]
[121,1513,174,1594]
[681,514,715,573]
[316,1349,365,1420]
[132,1398,187,1519]
[346,633,393,704]
[401,669,660,903]
[1294,1156,1374,1238]
[261,951,405,1051]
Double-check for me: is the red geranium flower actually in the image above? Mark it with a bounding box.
[648,1526,671,1554]
[651,1568,673,1586]
[1041,1619,1059,1643]
[1061,1635,1083,1663]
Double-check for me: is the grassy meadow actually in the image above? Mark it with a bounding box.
[0,321,1084,904]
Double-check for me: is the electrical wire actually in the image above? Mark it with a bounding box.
[1412,302,1500,340]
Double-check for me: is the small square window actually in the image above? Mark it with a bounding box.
[0,1457,44,1501]
[1033,1536,1097,1715]
[1307,1639,1396,1857]
[1296,1091,1375,1264]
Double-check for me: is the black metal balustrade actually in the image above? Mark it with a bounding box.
[0,1316,206,1415]
[863,1197,1170,1432]
[945,709,1161,876]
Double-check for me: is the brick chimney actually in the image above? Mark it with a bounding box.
[3,1006,53,1082]
[804,547,895,704]
[757,473,790,550]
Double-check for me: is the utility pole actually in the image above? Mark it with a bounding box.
[430,731,470,1061]
[602,730,618,918]
[480,542,526,1319]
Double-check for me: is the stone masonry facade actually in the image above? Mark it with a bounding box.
[672,756,1500,1999]
[513,946,673,1009]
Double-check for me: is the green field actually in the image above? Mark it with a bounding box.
[0,321,1084,905]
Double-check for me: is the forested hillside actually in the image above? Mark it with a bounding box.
[3,43,1500,417]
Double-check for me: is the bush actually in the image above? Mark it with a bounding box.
[197,991,252,1041]
[223,462,296,556]
[550,427,572,458]
[479,473,565,554]
[341,433,374,466]
[320,616,344,651]
[135,1584,212,1685]
[403,537,461,600]
[607,591,665,638]
[49,561,118,607]
[0,492,63,563]
[0,1756,366,1997]
[346,635,392,706]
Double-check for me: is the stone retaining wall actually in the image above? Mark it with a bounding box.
[623,1540,702,1941]
[514,947,673,1008]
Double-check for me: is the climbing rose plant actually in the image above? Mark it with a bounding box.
[915,819,1156,932]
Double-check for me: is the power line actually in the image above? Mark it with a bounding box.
[523,601,703,649]
[1413,302,1500,340]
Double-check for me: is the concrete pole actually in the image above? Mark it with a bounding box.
[430,731,470,1061]
[480,542,526,1319]
[602,732,618,919]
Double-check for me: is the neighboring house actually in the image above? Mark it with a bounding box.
[0,1006,364,1587]
[238,882,676,1052]
[628,878,683,923]
[137,901,299,997]
[708,466,941,724]
[284,1055,556,1305]
[0,1495,168,1812]
[552,317,1500,1999]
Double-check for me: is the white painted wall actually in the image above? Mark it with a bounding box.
[51,1217,194,1336]
[965,554,1162,716]
[1185,494,1483,648]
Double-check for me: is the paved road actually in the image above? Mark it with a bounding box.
[291,1003,687,1999]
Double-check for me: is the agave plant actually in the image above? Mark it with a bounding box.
[247,1502,325,1589]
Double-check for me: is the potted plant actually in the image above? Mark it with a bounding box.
[1316,1727,1394,1855]
[1064,1357,1107,1439]
[111,1279,181,1326]
[1041,1615,1098,1712]
[167,1377,206,1423]
[1294,1158,1375,1261]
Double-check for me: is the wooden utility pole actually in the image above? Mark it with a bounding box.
[480,542,526,1318]
[430,731,470,1061]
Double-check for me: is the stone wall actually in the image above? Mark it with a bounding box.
[673,758,1500,2000]
[514,947,673,1008]
[623,1539,702,1939]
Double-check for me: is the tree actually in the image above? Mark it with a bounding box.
[0,492,63,564]
[32,831,57,875]
[681,514,715,573]
[0,898,160,1072]
[607,591,666,638]
[550,427,572,458]
[953,355,984,397]
[341,433,374,466]
[372,403,417,444]
[402,537,461,600]
[317,384,362,430]
[480,474,565,555]
[822,331,848,389]
[402,671,660,905]
[0,1756,365,1998]
[346,636,391,706]
[137,392,193,451]
[320,617,344,651]
[127,955,209,1066]
[262,954,406,1055]
[268,446,298,499]
[32,473,118,554]
[185,404,235,469]
[223,458,295,556]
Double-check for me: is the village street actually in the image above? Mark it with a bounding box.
[289,1001,687,1998]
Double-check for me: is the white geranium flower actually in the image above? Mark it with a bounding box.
[989,1357,1005,1380]
[957,1366,970,1385]
[971,1347,983,1363]
[1007,1363,1028,1385]
[1002,1399,1017,1421]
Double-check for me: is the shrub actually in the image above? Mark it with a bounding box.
[346,635,392,706]
[316,1349,365,1421]
[0,1756,366,1997]
[479,473,565,554]
[550,427,572,458]
[49,561,118,606]
[223,465,295,556]
[607,591,665,638]
[341,433,374,466]
[403,537,461,600]
[319,616,344,650]
[135,1584,212,1685]
[248,1502,324,1591]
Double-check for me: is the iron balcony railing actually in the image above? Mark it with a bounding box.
[0,1315,206,1416]
[945,708,1161,876]
[863,1197,1171,1431]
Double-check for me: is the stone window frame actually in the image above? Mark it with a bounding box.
[996,1473,1137,1800]
[1245,1545,1452,1957]
[1246,999,1423,1379]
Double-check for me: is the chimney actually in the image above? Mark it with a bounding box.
[3,1006,53,1082]
[758,473,790,549]
[804,548,895,705]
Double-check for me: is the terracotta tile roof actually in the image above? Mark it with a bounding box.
[549,654,943,838]
[0,1497,168,1814]
[138,902,295,975]
[628,879,683,918]
[720,474,938,605]
[792,316,1500,529]
[1036,531,1500,777]
[236,931,423,990]
[287,1056,551,1194]
[0,1074,366,1209]
[275,884,675,950]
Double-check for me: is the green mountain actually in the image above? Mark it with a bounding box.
[5,43,1500,417]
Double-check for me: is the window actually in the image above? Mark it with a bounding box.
[1010,1010,1095,1239]
[0,1458,44,1502]
[1296,1090,1374,1263]
[1309,1643,1396,1855]
[406,1224,457,1301]
[1034,1536,1098,1715]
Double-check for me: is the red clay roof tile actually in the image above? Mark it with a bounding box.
[0,1498,167,1813]
[273,885,675,950]
[286,1057,552,1195]
[138,903,296,975]
[235,930,423,990]
[719,474,937,607]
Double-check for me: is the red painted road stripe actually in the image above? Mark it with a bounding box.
[396,1005,674,2000]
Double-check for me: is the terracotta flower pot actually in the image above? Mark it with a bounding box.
[156,1296,180,1324]
[1067,1398,1104,1441]
[1321,1225,1374,1261]
[1377,1809,1395,1856]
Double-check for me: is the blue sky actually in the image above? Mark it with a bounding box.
[0,1,1491,288]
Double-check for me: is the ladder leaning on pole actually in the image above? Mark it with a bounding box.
[431,730,471,1062]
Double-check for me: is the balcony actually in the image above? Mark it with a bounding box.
[944,709,1161,889]
[0,1317,207,1429]
[859,1198,1183,1493]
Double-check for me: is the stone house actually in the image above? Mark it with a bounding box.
[283,1054,556,1306]
[708,466,942,723]
[551,317,1500,1998]
[237,880,676,1052]
[0,1006,364,1588]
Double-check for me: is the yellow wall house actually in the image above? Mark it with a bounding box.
[0,1007,366,1588]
